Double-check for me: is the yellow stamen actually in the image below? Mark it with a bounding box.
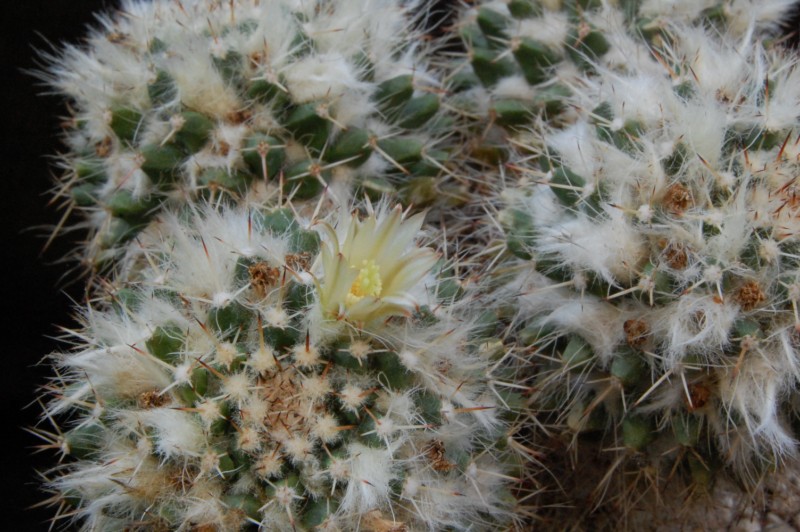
[346,259,382,306]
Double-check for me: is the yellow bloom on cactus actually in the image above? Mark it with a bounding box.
[315,204,437,324]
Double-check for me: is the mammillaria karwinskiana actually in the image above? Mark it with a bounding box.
[492,0,800,526]
[39,202,525,530]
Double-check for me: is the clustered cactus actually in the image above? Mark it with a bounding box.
[47,0,453,269]
[32,0,800,530]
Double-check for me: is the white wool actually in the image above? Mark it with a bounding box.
[196,400,222,429]
[181,479,227,529]
[131,408,205,459]
[536,213,648,285]
[374,389,417,425]
[399,349,421,371]
[52,37,151,113]
[249,343,277,373]
[293,343,322,367]
[639,0,716,20]
[675,26,753,100]
[653,292,739,366]
[302,0,416,60]
[492,75,537,100]
[593,11,659,74]
[440,386,501,434]
[704,186,752,263]
[538,297,625,362]
[339,443,396,514]
[636,1,789,47]
[223,372,251,403]
[717,356,797,458]
[338,383,368,412]
[401,456,510,529]
[300,374,332,402]
[726,0,798,35]
[763,59,800,131]
[312,413,341,443]
[284,436,314,463]
[104,151,150,197]
[64,344,170,402]
[777,328,800,379]
[53,442,169,522]
[283,53,367,104]
[589,141,656,205]
[63,310,172,400]
[514,12,570,49]
[672,99,727,167]
[603,73,677,127]
[164,38,241,118]
[333,89,377,129]
[150,216,236,300]
[149,206,288,300]
[547,121,598,179]
[262,306,290,329]
[189,123,249,176]
[524,184,565,229]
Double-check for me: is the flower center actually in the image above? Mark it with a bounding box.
[346,259,382,306]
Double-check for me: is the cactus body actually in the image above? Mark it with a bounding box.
[489,0,800,526]
[41,204,521,530]
[50,0,450,268]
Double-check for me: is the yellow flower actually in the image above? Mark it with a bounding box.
[315,205,437,324]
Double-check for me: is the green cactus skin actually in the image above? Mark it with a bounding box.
[38,204,524,530]
[34,0,800,530]
[486,0,800,527]
[49,0,452,270]
[447,0,797,170]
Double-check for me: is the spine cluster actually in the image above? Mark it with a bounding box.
[43,204,521,530]
[32,0,800,530]
[48,0,449,269]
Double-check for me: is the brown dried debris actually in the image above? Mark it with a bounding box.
[216,140,231,157]
[225,109,253,124]
[663,183,693,215]
[95,136,113,158]
[425,439,456,472]
[735,280,766,311]
[662,241,689,269]
[249,261,281,297]
[623,319,650,350]
[685,382,711,412]
[363,510,408,532]
[137,390,169,409]
[285,252,312,271]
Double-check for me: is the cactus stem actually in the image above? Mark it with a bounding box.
[371,139,411,175]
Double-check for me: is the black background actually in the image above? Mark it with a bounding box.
[2,1,797,530]
[3,1,118,529]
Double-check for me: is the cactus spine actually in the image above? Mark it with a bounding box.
[48,0,450,269]
[31,0,800,530]
[483,0,800,527]
[42,203,522,530]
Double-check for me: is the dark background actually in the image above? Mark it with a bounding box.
[2,1,797,530]
[2,1,119,528]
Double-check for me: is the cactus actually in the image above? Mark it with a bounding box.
[30,0,800,530]
[37,203,524,530]
[492,0,800,526]
[45,0,452,269]
[445,0,797,165]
